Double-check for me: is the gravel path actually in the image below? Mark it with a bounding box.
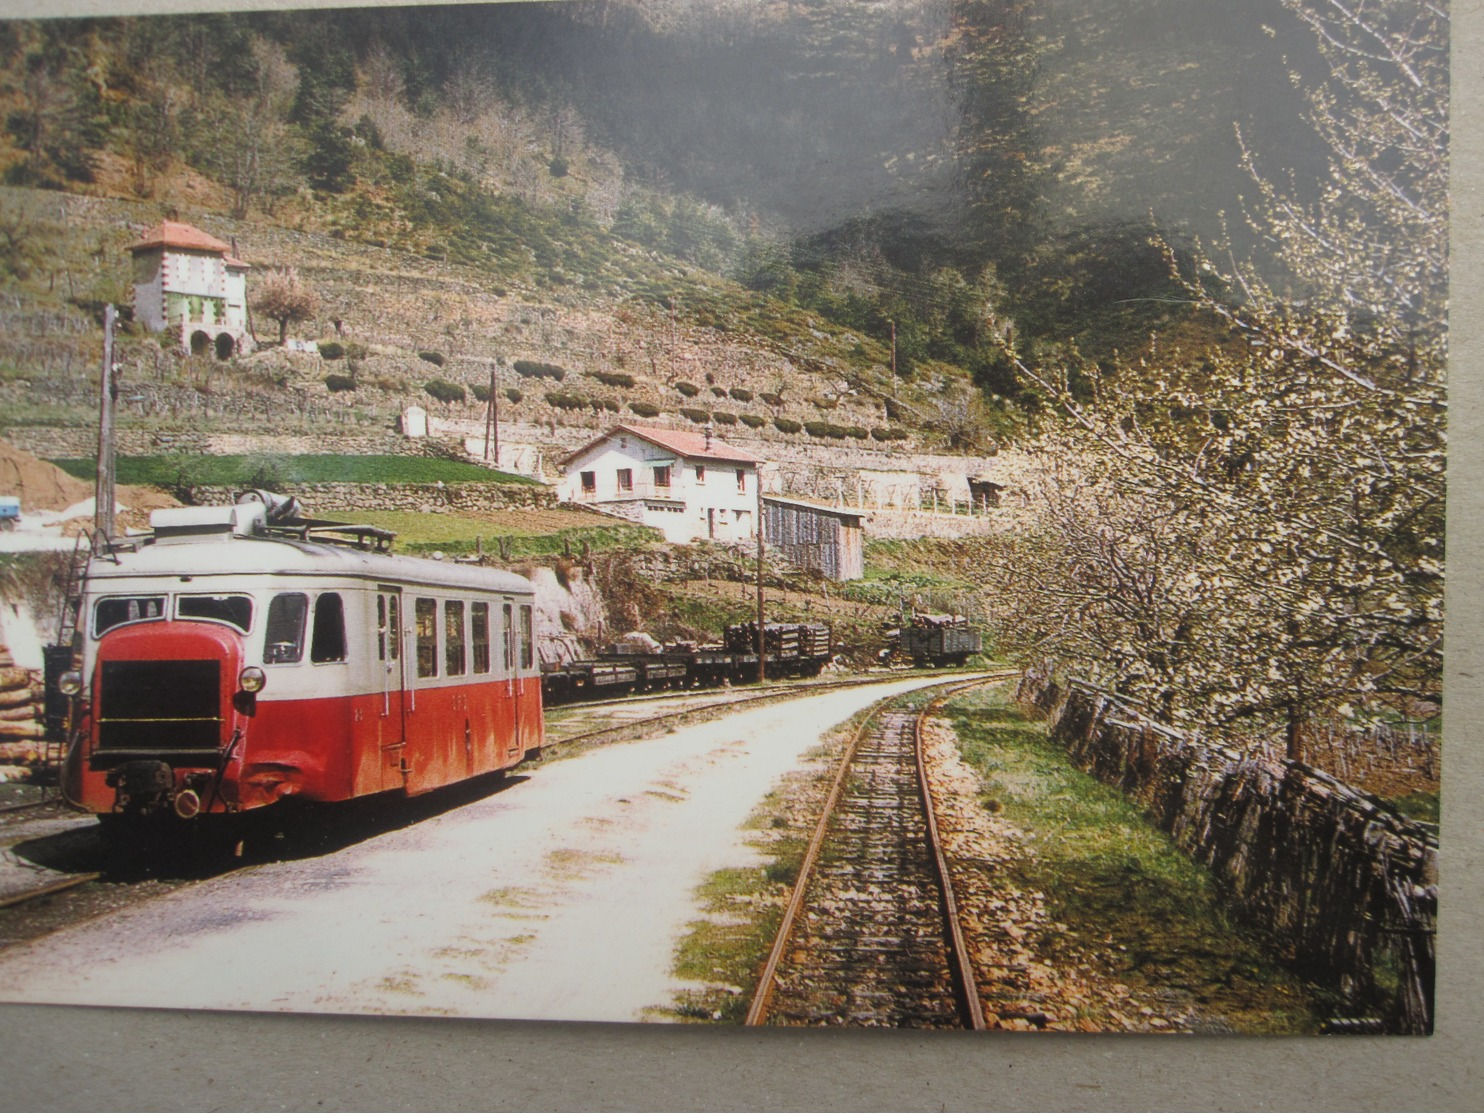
[0,676,970,1022]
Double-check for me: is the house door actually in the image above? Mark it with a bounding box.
[707,508,716,538]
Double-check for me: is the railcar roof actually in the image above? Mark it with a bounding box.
[84,535,535,595]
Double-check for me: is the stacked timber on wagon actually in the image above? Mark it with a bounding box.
[724,621,831,672]
[0,642,45,776]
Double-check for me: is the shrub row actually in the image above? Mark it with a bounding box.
[740,413,766,428]
[589,370,635,388]
[515,360,566,381]
[419,350,446,367]
[680,407,711,423]
[803,420,869,439]
[729,387,754,402]
[425,378,465,404]
[871,427,909,441]
[324,372,356,393]
[675,381,700,398]
[629,401,662,418]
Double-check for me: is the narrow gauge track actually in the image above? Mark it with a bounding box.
[746,674,1011,1028]
[545,671,976,751]
[0,872,100,911]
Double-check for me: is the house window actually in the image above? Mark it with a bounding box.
[616,468,633,492]
[695,465,706,485]
[654,465,672,488]
[737,469,747,493]
[580,470,597,495]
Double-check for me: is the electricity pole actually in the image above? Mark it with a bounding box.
[94,305,117,551]
[756,468,766,685]
[483,359,500,466]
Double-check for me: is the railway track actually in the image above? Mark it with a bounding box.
[545,670,980,751]
[746,675,1010,1028]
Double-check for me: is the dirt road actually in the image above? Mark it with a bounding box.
[0,675,972,1022]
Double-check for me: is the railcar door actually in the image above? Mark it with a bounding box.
[376,587,408,789]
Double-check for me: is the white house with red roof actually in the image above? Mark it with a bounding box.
[129,220,253,359]
[557,423,764,543]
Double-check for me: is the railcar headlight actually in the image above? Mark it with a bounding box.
[238,666,267,694]
[57,670,83,696]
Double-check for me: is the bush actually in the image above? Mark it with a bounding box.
[810,396,838,410]
[324,373,357,393]
[418,350,446,367]
[344,341,369,360]
[710,385,728,397]
[871,426,909,442]
[472,384,491,402]
[515,359,566,381]
[593,396,621,412]
[675,381,700,397]
[846,425,869,439]
[680,407,711,423]
[712,411,737,425]
[629,401,662,418]
[505,388,523,404]
[740,413,766,428]
[590,370,636,388]
[545,390,588,410]
[424,378,466,404]
[729,387,754,403]
[774,417,802,434]
[318,340,346,360]
[805,420,848,439]
[760,391,784,407]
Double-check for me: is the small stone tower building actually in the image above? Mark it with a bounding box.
[129,221,253,359]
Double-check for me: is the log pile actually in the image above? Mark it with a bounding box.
[1018,673,1437,1035]
[0,645,47,770]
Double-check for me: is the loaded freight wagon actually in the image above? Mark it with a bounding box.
[897,615,982,667]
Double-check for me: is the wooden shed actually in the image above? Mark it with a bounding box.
[763,496,864,581]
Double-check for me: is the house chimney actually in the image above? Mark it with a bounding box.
[704,422,714,451]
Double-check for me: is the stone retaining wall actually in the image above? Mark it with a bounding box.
[188,481,557,514]
[1017,673,1438,1034]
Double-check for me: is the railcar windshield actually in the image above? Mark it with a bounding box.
[178,594,253,633]
[93,595,166,636]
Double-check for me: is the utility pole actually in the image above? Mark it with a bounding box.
[756,467,766,685]
[483,359,500,466]
[94,305,117,551]
[889,318,897,397]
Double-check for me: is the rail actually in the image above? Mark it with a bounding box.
[745,673,1010,1028]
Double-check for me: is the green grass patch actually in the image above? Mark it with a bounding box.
[49,454,540,487]
[945,685,1326,1032]
[319,508,660,558]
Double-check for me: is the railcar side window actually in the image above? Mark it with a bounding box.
[415,598,437,678]
[93,595,165,636]
[376,595,387,660]
[520,604,534,670]
[471,603,491,674]
[178,594,253,633]
[388,596,400,661]
[310,593,347,664]
[503,603,514,671]
[445,601,467,677]
[264,593,308,663]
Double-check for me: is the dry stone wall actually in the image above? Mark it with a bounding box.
[188,481,557,514]
[1017,673,1438,1034]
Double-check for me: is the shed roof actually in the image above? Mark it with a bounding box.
[127,221,232,256]
[562,424,764,467]
[763,495,864,524]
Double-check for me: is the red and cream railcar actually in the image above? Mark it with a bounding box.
[60,500,543,823]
